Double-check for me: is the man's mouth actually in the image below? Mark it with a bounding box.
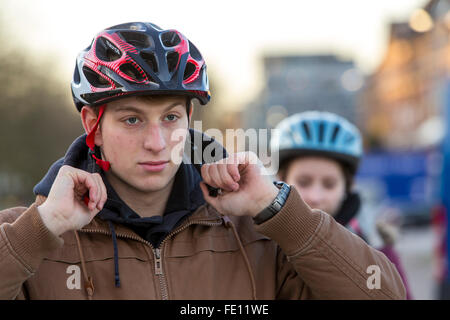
[138,161,169,172]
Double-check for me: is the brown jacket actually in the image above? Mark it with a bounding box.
[0,187,406,300]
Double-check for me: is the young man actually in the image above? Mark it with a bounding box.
[0,22,406,300]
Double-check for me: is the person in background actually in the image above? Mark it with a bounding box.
[272,111,412,299]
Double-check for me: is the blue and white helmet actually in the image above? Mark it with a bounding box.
[271,111,363,174]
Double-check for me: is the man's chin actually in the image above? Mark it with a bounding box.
[131,177,173,193]
[107,165,179,193]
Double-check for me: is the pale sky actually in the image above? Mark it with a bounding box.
[2,0,429,109]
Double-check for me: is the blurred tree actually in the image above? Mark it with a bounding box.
[191,69,242,131]
[190,69,244,153]
[0,15,83,208]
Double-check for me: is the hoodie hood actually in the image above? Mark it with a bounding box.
[33,134,96,197]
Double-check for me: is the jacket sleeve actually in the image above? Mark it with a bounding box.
[0,204,64,300]
[254,187,407,300]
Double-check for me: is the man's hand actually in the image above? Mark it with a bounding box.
[37,165,107,237]
[199,152,279,217]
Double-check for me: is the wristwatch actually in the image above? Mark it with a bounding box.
[253,181,291,225]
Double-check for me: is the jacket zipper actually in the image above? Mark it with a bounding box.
[78,218,223,300]
[154,248,162,275]
[153,247,168,299]
[154,219,222,300]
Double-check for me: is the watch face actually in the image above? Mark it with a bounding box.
[273,181,284,189]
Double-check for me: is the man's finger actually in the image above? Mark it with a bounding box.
[80,173,99,211]
[98,175,108,210]
[208,164,227,190]
[217,163,239,191]
[68,170,97,207]
[92,173,106,211]
[226,159,240,182]
[201,164,219,188]
[199,182,219,206]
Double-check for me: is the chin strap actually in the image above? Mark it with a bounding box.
[85,104,111,172]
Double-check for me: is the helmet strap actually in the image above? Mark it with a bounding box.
[85,104,111,171]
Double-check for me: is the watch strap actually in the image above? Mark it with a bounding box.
[253,181,291,225]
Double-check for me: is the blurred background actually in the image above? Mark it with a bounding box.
[1,0,449,299]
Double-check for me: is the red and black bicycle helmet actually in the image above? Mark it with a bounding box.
[71,22,210,111]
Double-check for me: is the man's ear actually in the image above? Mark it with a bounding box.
[80,106,103,147]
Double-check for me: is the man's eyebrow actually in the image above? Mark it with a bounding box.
[113,102,185,113]
[162,101,186,112]
[113,106,145,114]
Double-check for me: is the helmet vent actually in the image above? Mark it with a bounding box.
[119,31,151,49]
[107,22,147,31]
[119,63,145,82]
[188,41,202,61]
[96,37,122,62]
[301,122,312,141]
[318,122,325,143]
[161,31,181,47]
[183,62,196,81]
[330,125,341,144]
[73,63,81,85]
[345,134,355,144]
[166,52,179,73]
[83,66,110,88]
[140,51,159,73]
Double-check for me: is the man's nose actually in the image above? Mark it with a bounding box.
[143,124,166,153]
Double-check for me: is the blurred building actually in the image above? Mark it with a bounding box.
[359,0,450,150]
[244,54,363,130]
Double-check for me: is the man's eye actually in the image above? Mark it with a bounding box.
[164,114,179,122]
[125,117,139,125]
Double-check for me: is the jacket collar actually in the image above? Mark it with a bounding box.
[34,193,222,239]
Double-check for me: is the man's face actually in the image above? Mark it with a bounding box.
[96,95,189,193]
